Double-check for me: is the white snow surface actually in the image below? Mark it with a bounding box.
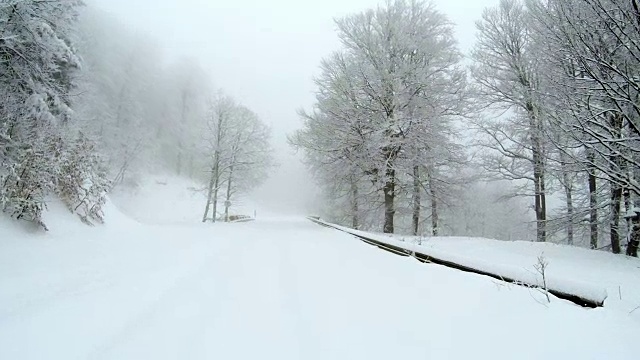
[321,222,640,315]
[109,176,261,225]
[1,178,639,359]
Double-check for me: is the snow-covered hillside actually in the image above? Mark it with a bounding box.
[319,221,640,315]
[1,178,639,359]
[110,175,262,224]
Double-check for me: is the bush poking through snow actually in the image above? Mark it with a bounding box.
[0,0,91,229]
[534,254,551,303]
[0,148,52,230]
[56,134,110,225]
[1,132,110,229]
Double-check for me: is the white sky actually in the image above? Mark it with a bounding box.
[90,0,498,214]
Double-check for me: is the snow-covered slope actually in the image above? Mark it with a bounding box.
[1,182,639,359]
[109,175,261,224]
[318,221,640,315]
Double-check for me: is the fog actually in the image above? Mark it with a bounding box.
[92,0,498,214]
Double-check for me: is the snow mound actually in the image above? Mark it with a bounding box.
[109,175,262,225]
[109,176,205,224]
[2,212,639,359]
[1,200,639,358]
[315,219,640,314]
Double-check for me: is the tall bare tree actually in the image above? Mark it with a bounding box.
[294,0,466,234]
[202,95,273,223]
[528,0,640,255]
[472,0,548,242]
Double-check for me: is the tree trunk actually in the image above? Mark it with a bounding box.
[624,188,633,253]
[560,152,574,245]
[426,166,438,236]
[224,164,234,222]
[528,102,546,242]
[203,144,221,223]
[564,181,574,246]
[412,165,421,236]
[383,165,396,234]
[431,193,439,236]
[610,114,624,254]
[350,175,359,229]
[212,175,220,223]
[609,177,622,254]
[202,165,215,222]
[532,166,546,242]
[532,152,546,242]
[610,184,623,254]
[626,96,640,255]
[588,151,599,249]
[382,84,396,234]
[202,156,221,223]
[540,170,547,242]
[627,214,640,257]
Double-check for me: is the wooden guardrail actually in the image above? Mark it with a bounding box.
[308,217,603,308]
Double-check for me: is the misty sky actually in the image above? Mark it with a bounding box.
[91,0,499,213]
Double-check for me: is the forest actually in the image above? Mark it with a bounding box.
[292,0,640,256]
[2,0,640,257]
[0,0,273,229]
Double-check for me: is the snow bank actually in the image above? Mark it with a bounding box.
[2,210,639,359]
[315,219,640,313]
[109,175,260,225]
[109,176,206,224]
[2,184,639,359]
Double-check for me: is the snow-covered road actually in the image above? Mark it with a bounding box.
[1,213,638,359]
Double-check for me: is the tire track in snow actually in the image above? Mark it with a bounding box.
[177,236,251,359]
[275,232,304,358]
[86,240,223,360]
[0,233,201,324]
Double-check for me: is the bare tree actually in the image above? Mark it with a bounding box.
[0,0,110,228]
[294,0,466,234]
[220,106,273,222]
[202,95,234,223]
[528,0,640,255]
[472,0,548,242]
[202,95,273,223]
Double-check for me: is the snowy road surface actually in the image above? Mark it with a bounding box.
[1,213,638,359]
